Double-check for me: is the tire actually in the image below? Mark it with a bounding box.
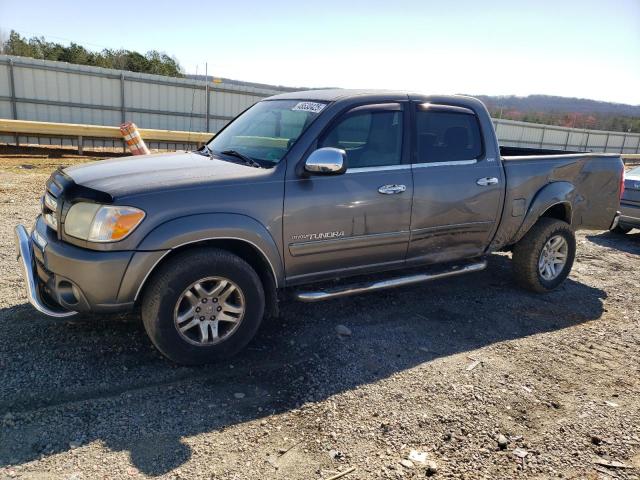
[141,248,265,365]
[512,218,576,293]
[611,224,632,234]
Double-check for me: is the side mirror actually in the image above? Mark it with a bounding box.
[304,147,347,175]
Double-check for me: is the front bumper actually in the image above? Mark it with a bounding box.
[619,202,640,228]
[14,224,77,317]
[609,211,621,230]
[14,217,140,316]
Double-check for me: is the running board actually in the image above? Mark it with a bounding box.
[294,260,488,302]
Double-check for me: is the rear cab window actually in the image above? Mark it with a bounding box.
[415,104,483,163]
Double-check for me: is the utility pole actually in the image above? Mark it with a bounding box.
[205,62,210,132]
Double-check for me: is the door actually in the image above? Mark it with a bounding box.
[283,103,413,284]
[407,103,503,264]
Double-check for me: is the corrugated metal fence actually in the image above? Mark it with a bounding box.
[493,118,640,154]
[1,55,639,153]
[0,55,293,149]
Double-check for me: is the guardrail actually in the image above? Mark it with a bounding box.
[0,119,212,154]
[1,118,639,161]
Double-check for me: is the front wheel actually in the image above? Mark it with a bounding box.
[141,248,265,365]
[512,218,576,293]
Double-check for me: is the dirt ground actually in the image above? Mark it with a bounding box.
[0,151,639,480]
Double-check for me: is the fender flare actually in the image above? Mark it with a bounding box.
[119,213,284,304]
[513,181,575,243]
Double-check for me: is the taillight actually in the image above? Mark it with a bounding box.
[620,166,625,200]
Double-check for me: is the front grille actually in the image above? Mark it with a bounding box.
[42,189,58,231]
[42,170,64,232]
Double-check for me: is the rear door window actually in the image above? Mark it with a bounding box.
[415,110,483,163]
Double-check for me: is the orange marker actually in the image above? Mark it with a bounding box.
[119,122,150,155]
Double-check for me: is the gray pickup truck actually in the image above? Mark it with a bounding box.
[611,165,640,234]
[15,90,624,364]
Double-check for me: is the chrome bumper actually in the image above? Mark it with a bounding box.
[14,224,77,318]
[610,211,621,230]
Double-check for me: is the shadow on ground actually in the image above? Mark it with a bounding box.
[587,230,640,255]
[0,255,607,475]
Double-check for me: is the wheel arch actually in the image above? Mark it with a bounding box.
[120,213,283,318]
[136,238,280,318]
[540,202,572,224]
[513,182,575,244]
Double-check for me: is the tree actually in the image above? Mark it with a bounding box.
[1,30,184,77]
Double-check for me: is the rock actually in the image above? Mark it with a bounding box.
[329,449,344,460]
[266,453,279,469]
[233,392,246,399]
[425,460,438,476]
[336,325,352,337]
[591,435,603,445]
[497,434,509,450]
[513,448,528,459]
[408,449,427,464]
[399,459,414,469]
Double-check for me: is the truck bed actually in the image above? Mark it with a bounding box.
[490,151,623,251]
[499,146,582,156]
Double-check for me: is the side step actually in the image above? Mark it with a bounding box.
[294,259,488,302]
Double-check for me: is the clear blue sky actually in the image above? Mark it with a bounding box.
[1,0,639,104]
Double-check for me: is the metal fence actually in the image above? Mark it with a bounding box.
[1,54,639,153]
[493,118,640,154]
[0,55,294,149]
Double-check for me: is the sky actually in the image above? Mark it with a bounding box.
[1,0,639,104]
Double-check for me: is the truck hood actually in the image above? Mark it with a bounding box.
[64,151,274,197]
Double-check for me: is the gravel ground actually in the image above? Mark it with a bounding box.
[0,154,639,479]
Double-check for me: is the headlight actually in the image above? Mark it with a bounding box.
[64,203,145,242]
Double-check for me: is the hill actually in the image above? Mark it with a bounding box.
[474,95,640,132]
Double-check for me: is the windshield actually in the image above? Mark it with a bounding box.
[629,166,640,177]
[206,99,328,165]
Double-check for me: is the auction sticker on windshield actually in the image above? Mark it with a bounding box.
[292,102,326,113]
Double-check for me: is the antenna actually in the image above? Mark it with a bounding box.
[187,64,199,149]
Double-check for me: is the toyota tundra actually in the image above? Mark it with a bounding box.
[14,90,624,364]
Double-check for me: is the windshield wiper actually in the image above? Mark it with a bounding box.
[220,150,263,168]
[194,144,213,157]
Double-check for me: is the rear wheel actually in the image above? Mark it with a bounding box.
[141,248,265,365]
[611,224,632,234]
[512,218,576,293]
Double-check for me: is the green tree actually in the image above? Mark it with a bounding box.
[1,30,183,77]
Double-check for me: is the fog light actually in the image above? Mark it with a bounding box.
[58,280,79,305]
[72,285,81,302]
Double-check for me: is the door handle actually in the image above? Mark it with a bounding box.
[476,177,499,186]
[378,184,407,195]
